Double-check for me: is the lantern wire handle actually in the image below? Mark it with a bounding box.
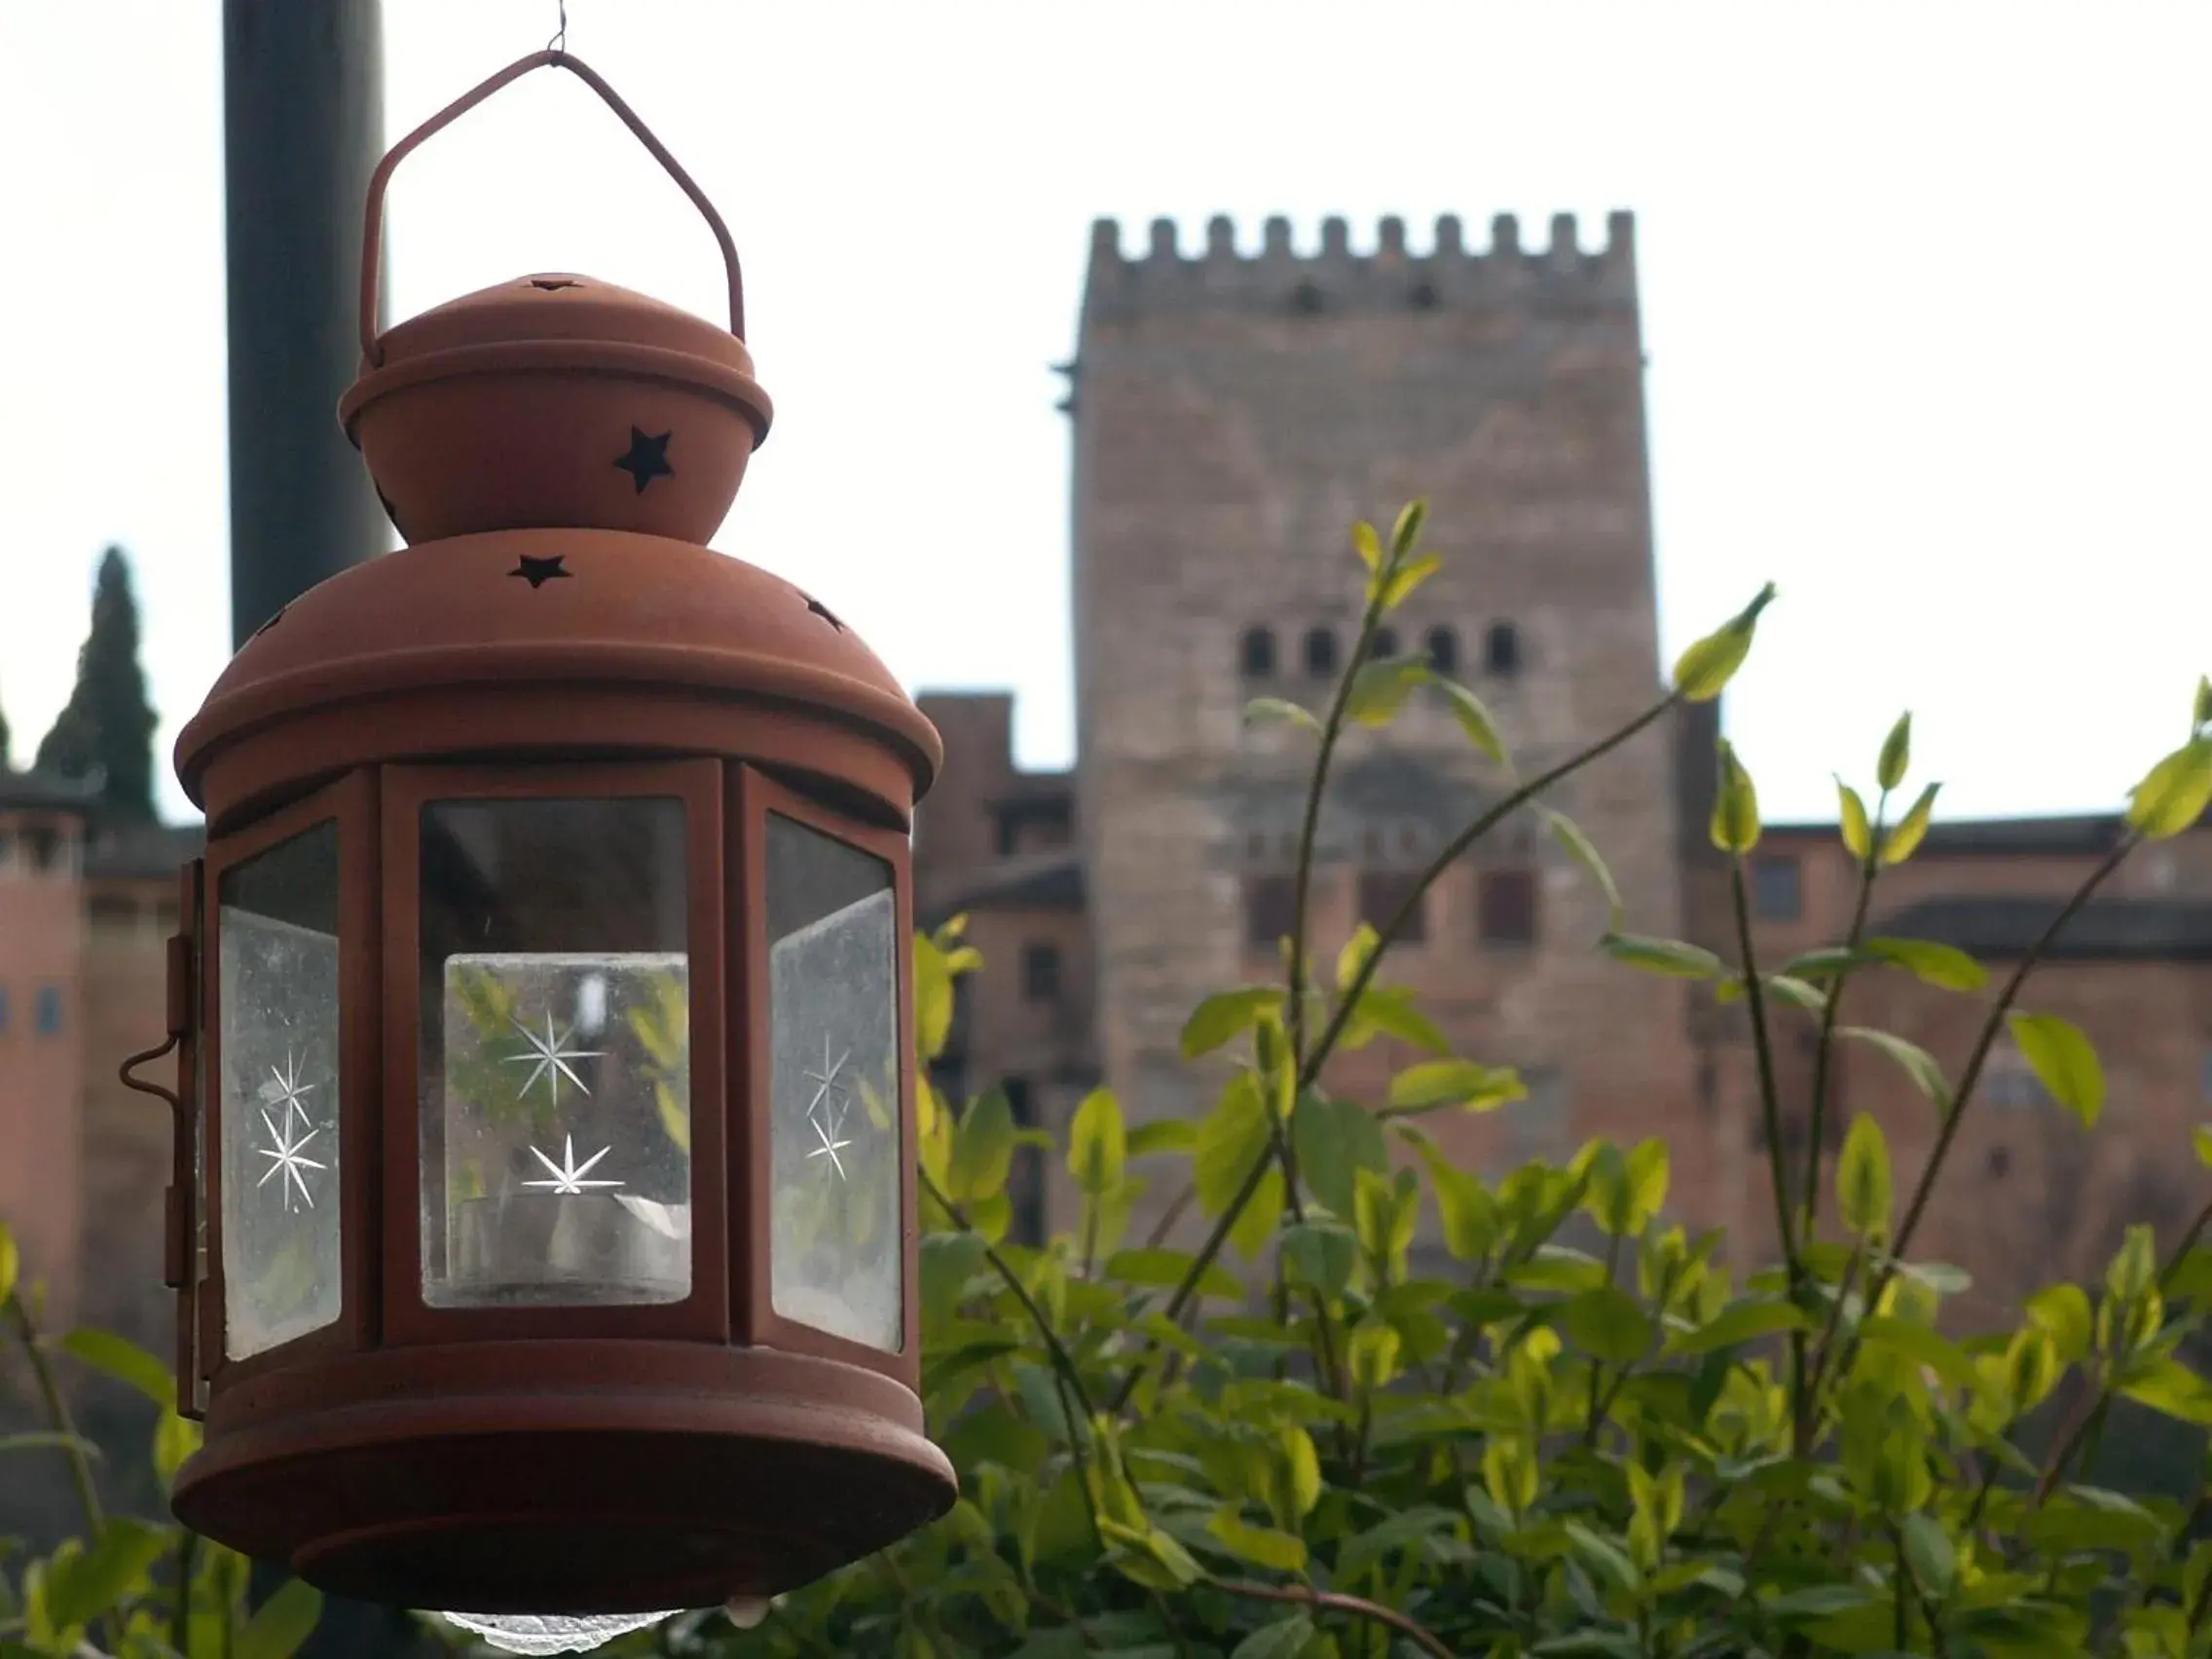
[120,1034,185,1123]
[357,47,746,366]
[548,0,567,53]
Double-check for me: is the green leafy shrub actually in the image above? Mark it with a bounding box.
[0,1245,325,1659]
[679,506,2212,1658]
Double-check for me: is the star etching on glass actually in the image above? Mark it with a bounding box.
[255,1107,326,1213]
[258,1051,316,1124]
[524,1134,624,1197]
[803,1034,855,1181]
[505,1013,603,1105]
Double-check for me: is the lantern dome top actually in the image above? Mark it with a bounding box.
[340,273,773,546]
[173,529,940,828]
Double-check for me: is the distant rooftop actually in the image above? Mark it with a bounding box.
[1882,895,2212,963]
[0,765,100,813]
[83,822,204,882]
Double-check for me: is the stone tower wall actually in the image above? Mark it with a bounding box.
[1069,210,1694,1166]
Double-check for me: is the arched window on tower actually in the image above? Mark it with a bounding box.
[1425,626,1459,676]
[1303,627,1339,679]
[1369,625,1400,662]
[1486,621,1522,677]
[1239,625,1276,679]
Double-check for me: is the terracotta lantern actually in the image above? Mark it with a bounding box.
[128,50,954,1652]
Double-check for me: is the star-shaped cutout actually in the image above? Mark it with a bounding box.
[803,594,845,632]
[509,554,571,589]
[530,276,581,291]
[614,426,674,495]
[523,1134,623,1196]
[504,1013,603,1105]
[255,1107,326,1213]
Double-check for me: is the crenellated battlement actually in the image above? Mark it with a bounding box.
[1083,211,1637,318]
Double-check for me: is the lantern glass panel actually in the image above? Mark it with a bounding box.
[766,812,902,1352]
[219,820,343,1360]
[418,796,692,1309]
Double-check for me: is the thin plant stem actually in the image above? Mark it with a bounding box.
[1802,790,1886,1233]
[1211,1576,1456,1659]
[4,1296,106,1539]
[1731,857,1809,1421]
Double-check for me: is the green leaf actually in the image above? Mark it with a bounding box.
[1374,553,1441,610]
[1280,1221,1359,1300]
[1899,1512,1953,1595]
[1386,1058,1524,1115]
[1671,582,1777,702]
[2025,1283,2095,1364]
[1881,781,1942,866]
[2198,1124,2212,1169]
[1861,936,1988,992]
[1839,1026,1951,1108]
[2006,1011,2105,1128]
[1601,933,1723,979]
[914,933,956,1062]
[1291,1091,1387,1219]
[1858,1314,1975,1389]
[1128,1120,1198,1159]
[1347,985,1451,1053]
[238,1577,324,1659]
[60,1328,173,1407]
[1404,1131,1498,1261]
[1332,1506,1462,1582]
[0,1221,16,1308]
[920,1231,988,1330]
[1837,778,1872,861]
[1710,740,1760,854]
[1196,1073,1275,1218]
[1181,987,1282,1058]
[153,1408,202,1487]
[1230,1168,1285,1263]
[1344,656,1430,727]
[1106,1248,1242,1302]
[1435,679,1508,764]
[947,1089,1018,1202]
[2126,736,2212,839]
[1243,696,1322,735]
[2118,1355,2212,1424]
[46,1517,171,1628]
[1563,1285,1653,1366]
[1067,1088,1127,1196]
[1539,807,1622,932]
[2196,675,2212,734]
[1877,712,1913,793]
[1389,498,1428,558]
[1667,1298,1810,1356]
[1352,520,1382,571]
[1230,1615,1315,1659]
[1836,1114,1893,1238]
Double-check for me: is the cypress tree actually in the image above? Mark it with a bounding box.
[37,546,159,823]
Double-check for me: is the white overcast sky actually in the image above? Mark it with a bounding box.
[1,2,2207,829]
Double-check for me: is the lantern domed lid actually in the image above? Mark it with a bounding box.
[173,529,940,823]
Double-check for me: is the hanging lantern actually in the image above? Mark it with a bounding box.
[129,50,954,1649]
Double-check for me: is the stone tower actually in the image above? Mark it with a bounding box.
[1068,211,1696,1177]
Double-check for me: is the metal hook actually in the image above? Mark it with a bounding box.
[548,0,568,54]
[121,1034,185,1123]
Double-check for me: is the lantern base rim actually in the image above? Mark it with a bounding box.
[172,1339,954,1615]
